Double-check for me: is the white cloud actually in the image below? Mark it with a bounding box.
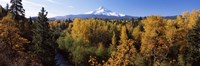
[45,0,55,3]
[45,0,60,4]
[0,0,45,7]
[23,0,59,17]
[22,0,46,17]
[68,6,74,8]
[0,0,46,17]
[23,0,45,7]
[0,0,62,17]
[0,0,10,7]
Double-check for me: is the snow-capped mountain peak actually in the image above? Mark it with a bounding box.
[98,6,104,9]
[53,6,134,20]
[85,6,126,17]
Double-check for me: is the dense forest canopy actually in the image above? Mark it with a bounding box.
[0,0,200,66]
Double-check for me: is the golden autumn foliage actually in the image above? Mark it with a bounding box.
[86,10,200,66]
[0,8,197,65]
[141,16,164,56]
[132,25,142,40]
[104,39,137,66]
[0,15,28,51]
[0,15,42,66]
[89,40,137,66]
[1,0,200,65]
[102,26,137,66]
[120,26,128,44]
[57,17,142,65]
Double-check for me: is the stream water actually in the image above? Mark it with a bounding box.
[55,51,70,66]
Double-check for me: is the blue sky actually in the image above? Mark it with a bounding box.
[0,0,200,17]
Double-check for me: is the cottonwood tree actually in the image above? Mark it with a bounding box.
[0,14,28,66]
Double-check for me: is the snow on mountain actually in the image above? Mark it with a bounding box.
[85,6,126,17]
[53,6,135,20]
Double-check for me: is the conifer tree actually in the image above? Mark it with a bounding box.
[109,32,117,52]
[186,10,200,65]
[10,0,25,19]
[5,4,9,12]
[32,7,55,66]
[0,5,6,18]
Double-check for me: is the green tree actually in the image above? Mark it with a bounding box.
[5,4,9,12]
[32,7,55,66]
[10,0,25,19]
[0,5,7,18]
[108,32,117,54]
[186,10,200,66]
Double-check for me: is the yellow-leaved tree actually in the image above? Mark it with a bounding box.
[0,14,29,66]
[0,14,28,51]
[120,26,128,44]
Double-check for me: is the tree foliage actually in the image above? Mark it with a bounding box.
[32,7,55,66]
[1,1,200,65]
[10,0,25,19]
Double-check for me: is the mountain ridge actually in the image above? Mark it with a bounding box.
[52,6,178,20]
[85,6,126,17]
[53,6,134,20]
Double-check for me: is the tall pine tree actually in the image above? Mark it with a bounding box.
[32,7,55,66]
[10,0,25,19]
[10,0,27,37]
